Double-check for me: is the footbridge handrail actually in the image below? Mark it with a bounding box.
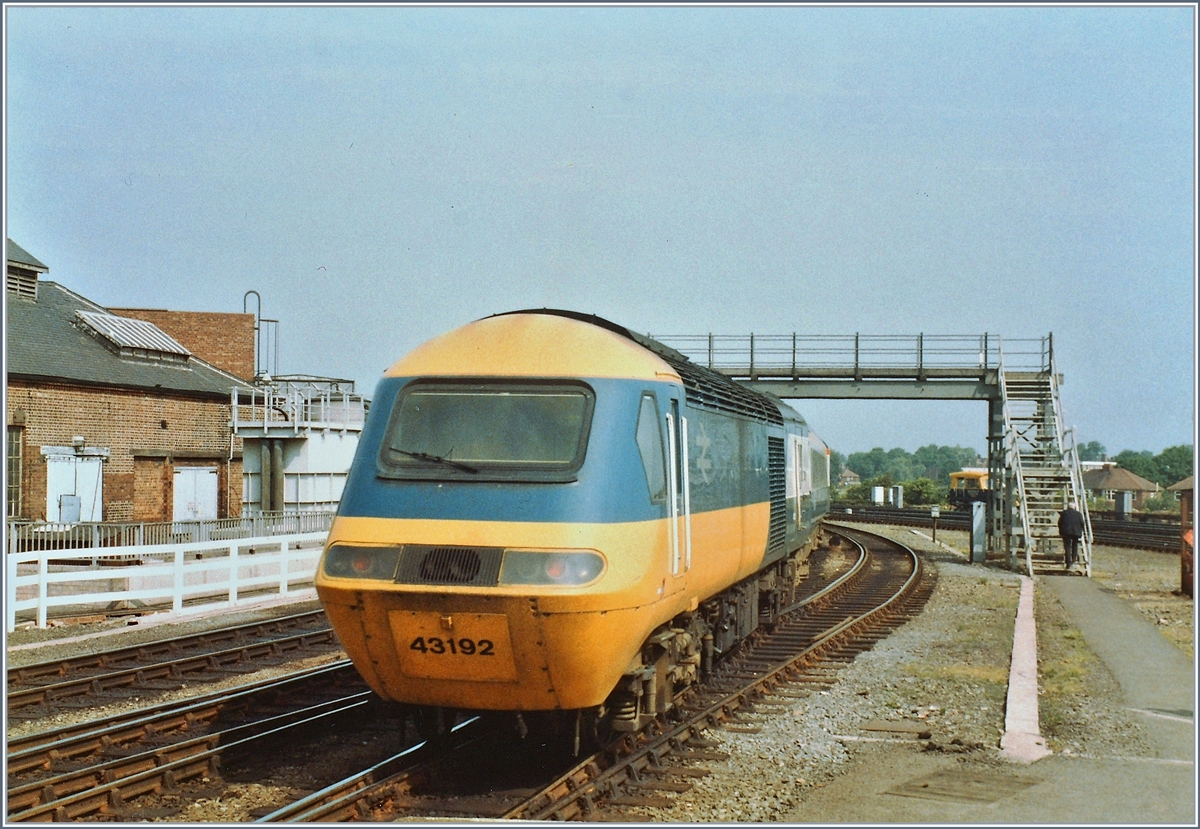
[651,332,1051,378]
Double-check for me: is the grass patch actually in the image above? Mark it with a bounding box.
[1035,588,1104,739]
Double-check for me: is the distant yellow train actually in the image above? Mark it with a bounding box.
[315,311,830,743]
[949,469,989,507]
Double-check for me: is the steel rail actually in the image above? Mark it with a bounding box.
[7,609,330,688]
[507,526,925,821]
[7,627,340,711]
[7,695,375,822]
[254,716,488,822]
[7,661,361,775]
[832,504,1182,552]
[260,527,926,823]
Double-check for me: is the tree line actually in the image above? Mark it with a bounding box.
[1076,442,1192,489]
[832,444,981,506]
[831,442,1194,508]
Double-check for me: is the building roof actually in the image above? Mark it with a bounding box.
[1168,475,1194,492]
[6,280,252,399]
[7,238,48,272]
[1081,465,1159,492]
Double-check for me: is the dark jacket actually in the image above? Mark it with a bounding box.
[1058,507,1085,538]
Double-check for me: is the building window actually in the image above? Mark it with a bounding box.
[7,426,23,518]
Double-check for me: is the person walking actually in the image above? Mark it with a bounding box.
[1058,501,1085,571]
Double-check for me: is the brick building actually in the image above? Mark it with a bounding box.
[107,308,257,381]
[6,239,254,524]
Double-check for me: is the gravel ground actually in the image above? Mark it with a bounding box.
[628,525,1182,822]
[5,527,1190,823]
[1088,543,1194,657]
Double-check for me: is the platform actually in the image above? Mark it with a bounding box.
[783,571,1196,823]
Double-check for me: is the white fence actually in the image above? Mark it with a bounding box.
[6,531,328,632]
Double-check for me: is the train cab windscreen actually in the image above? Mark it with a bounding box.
[377,382,595,482]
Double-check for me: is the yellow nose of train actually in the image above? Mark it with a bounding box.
[316,310,830,714]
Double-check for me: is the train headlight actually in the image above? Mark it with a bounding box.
[323,545,401,580]
[499,550,606,586]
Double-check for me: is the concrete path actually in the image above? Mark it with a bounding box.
[1042,574,1195,764]
[787,571,1195,824]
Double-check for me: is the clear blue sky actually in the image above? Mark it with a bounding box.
[4,5,1195,458]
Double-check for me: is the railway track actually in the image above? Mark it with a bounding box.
[833,503,1183,551]
[5,662,384,822]
[7,610,336,715]
[247,525,933,822]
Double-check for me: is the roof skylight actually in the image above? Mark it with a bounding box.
[76,311,192,362]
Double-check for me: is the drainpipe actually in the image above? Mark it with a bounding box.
[271,440,285,513]
[260,443,271,513]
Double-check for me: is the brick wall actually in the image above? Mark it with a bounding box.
[108,309,256,381]
[6,380,243,523]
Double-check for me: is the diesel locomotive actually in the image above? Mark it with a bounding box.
[315,310,830,743]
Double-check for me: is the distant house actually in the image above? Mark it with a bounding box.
[837,468,860,488]
[1081,463,1160,511]
[5,239,254,523]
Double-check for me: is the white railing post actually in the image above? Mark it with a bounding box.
[173,547,185,613]
[279,538,290,595]
[6,547,18,632]
[36,550,49,628]
[229,542,239,604]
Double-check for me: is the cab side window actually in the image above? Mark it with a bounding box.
[635,394,667,503]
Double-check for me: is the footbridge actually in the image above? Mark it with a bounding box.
[650,332,1092,577]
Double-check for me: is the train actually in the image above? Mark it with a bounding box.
[948,468,989,508]
[315,310,831,745]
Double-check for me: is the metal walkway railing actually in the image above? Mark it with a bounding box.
[7,511,335,553]
[651,333,1052,379]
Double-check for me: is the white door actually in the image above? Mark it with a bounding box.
[173,467,219,521]
[665,399,692,576]
[45,455,103,523]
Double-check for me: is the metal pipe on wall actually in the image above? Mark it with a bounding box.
[271,440,285,512]
[260,442,272,513]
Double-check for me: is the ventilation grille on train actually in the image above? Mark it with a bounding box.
[767,436,787,554]
[395,546,504,586]
[661,355,784,426]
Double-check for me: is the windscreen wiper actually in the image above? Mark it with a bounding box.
[389,449,478,473]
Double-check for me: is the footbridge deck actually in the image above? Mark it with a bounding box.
[651,332,1090,577]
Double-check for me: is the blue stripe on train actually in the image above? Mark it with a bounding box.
[336,377,775,524]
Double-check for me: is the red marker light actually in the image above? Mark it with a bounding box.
[545,557,568,580]
[352,552,372,573]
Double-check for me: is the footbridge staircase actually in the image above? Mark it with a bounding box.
[650,332,1092,576]
[996,341,1093,576]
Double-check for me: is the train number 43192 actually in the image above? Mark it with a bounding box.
[409,636,495,656]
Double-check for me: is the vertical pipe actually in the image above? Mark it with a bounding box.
[271,441,285,513]
[750,333,755,378]
[854,334,860,379]
[260,443,271,513]
[791,333,797,377]
[708,333,713,369]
